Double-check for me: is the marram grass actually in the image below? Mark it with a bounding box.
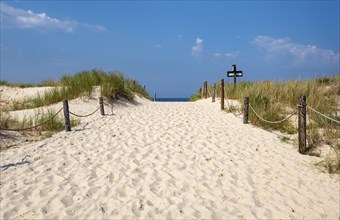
[191,74,340,173]
[4,69,149,111]
[0,109,80,138]
[191,74,339,133]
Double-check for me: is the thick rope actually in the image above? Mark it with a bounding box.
[224,92,243,118]
[307,106,340,124]
[0,108,63,131]
[249,103,298,124]
[232,111,243,118]
[69,106,101,118]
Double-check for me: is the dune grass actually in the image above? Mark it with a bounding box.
[191,74,339,132]
[1,69,148,137]
[191,74,340,173]
[0,109,80,138]
[4,69,149,111]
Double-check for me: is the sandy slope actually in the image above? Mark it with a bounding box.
[0,97,339,219]
[0,86,55,104]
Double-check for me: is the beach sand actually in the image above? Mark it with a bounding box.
[0,89,339,219]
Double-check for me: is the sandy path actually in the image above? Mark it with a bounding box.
[0,99,339,219]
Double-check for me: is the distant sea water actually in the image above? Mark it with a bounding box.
[152,98,190,102]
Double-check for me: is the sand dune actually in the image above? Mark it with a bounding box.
[0,97,339,219]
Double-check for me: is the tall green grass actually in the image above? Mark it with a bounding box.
[5,69,149,111]
[191,74,339,143]
[0,79,59,88]
[191,74,339,173]
[0,109,80,138]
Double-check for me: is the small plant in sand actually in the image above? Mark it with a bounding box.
[315,145,340,174]
[190,89,202,102]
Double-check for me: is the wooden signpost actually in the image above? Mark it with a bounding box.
[227,64,243,89]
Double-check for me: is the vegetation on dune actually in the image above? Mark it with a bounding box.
[2,69,149,111]
[0,69,148,139]
[191,74,340,173]
[0,109,80,139]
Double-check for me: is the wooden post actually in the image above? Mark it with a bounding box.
[202,82,204,98]
[99,97,105,116]
[220,79,224,110]
[202,81,207,99]
[154,92,157,102]
[212,84,216,102]
[298,95,307,154]
[243,97,249,124]
[63,99,71,132]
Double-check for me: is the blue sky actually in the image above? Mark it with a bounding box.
[1,1,339,97]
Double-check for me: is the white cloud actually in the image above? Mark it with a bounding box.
[213,52,221,58]
[252,35,339,64]
[225,51,240,58]
[192,37,203,57]
[212,51,240,61]
[0,2,106,33]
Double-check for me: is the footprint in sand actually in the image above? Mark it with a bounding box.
[60,195,74,208]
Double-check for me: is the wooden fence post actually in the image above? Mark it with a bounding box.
[154,92,157,102]
[202,81,208,99]
[212,83,216,102]
[63,99,71,132]
[298,95,307,154]
[99,97,105,116]
[243,97,249,124]
[202,82,204,98]
[220,79,224,110]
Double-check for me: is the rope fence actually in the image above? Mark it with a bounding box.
[249,103,298,124]
[225,92,243,119]
[0,108,63,132]
[0,97,107,132]
[245,95,338,154]
[202,80,339,154]
[69,106,101,118]
[307,106,340,124]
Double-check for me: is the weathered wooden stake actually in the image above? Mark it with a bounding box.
[99,97,105,116]
[202,82,205,98]
[212,84,216,102]
[298,95,307,154]
[63,99,71,132]
[243,97,249,124]
[220,79,224,110]
[202,81,208,99]
[154,92,157,102]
